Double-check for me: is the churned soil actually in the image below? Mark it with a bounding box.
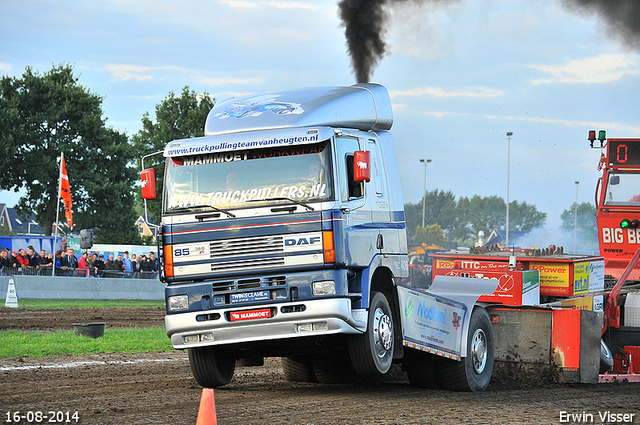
[0,307,165,331]
[1,308,639,425]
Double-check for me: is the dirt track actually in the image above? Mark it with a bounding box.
[1,308,639,425]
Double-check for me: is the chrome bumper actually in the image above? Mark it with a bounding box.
[165,298,367,350]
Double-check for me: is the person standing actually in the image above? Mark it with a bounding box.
[54,250,64,276]
[27,246,41,274]
[114,254,124,276]
[149,252,159,272]
[59,237,68,253]
[122,251,133,277]
[0,249,11,275]
[16,249,29,270]
[95,254,105,277]
[61,248,78,276]
[37,249,52,275]
[78,251,90,277]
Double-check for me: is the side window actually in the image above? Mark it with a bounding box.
[346,154,363,199]
[336,136,363,201]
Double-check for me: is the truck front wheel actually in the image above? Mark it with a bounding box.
[348,291,394,376]
[188,346,236,388]
[438,307,493,392]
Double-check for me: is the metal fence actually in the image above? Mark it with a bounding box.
[0,266,158,280]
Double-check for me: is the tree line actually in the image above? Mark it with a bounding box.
[405,188,597,247]
[0,64,596,246]
[404,190,549,246]
[0,64,213,244]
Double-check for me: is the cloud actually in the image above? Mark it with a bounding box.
[390,86,504,98]
[198,76,264,86]
[421,109,640,133]
[528,54,640,85]
[104,64,187,81]
[221,0,318,10]
[0,62,11,72]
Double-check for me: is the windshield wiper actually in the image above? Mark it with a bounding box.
[248,197,314,212]
[170,204,236,218]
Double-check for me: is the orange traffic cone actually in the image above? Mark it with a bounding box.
[196,388,217,425]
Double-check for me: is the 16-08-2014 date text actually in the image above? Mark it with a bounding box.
[5,411,80,423]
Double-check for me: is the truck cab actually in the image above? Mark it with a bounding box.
[149,84,496,391]
[592,131,640,282]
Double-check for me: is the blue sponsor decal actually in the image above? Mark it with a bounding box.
[416,300,447,325]
[285,236,321,246]
[231,290,271,304]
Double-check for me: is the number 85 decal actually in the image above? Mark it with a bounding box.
[174,248,190,256]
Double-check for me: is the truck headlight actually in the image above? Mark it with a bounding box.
[312,280,336,296]
[168,295,189,311]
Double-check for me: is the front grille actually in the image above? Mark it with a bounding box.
[210,235,283,258]
[211,275,287,293]
[210,257,285,273]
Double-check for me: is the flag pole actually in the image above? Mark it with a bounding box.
[52,152,63,277]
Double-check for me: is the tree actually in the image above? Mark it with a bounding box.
[561,202,597,234]
[405,189,458,242]
[131,86,215,223]
[0,64,140,242]
[560,202,598,253]
[508,200,548,233]
[413,224,446,247]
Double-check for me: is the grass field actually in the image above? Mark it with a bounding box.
[1,299,170,358]
[0,327,173,358]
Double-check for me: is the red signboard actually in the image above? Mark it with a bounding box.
[229,309,272,322]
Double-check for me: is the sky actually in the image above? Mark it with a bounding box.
[1,0,639,244]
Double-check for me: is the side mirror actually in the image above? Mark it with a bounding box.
[141,168,156,200]
[353,151,371,182]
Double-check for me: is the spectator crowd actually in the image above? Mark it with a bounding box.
[0,242,159,279]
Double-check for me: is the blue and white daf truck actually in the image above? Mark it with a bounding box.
[144,83,499,391]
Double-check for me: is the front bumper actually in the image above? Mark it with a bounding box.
[165,297,367,350]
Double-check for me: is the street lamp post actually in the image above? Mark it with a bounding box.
[506,132,513,246]
[420,158,432,228]
[574,181,579,254]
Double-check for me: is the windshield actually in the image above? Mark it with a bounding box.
[164,140,334,213]
[604,172,640,206]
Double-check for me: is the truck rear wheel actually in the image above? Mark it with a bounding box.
[188,346,236,388]
[282,356,317,382]
[600,339,614,374]
[348,291,394,376]
[438,307,493,392]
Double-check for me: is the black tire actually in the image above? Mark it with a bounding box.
[600,339,614,374]
[348,291,394,376]
[188,346,236,388]
[404,349,441,389]
[439,307,494,392]
[282,356,317,382]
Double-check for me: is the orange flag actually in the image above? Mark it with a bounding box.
[60,153,73,228]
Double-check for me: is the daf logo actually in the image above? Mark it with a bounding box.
[285,237,321,246]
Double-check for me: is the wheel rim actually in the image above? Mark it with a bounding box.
[470,328,487,374]
[373,307,393,358]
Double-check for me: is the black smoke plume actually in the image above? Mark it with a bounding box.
[562,0,640,51]
[338,0,458,83]
[338,0,389,84]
